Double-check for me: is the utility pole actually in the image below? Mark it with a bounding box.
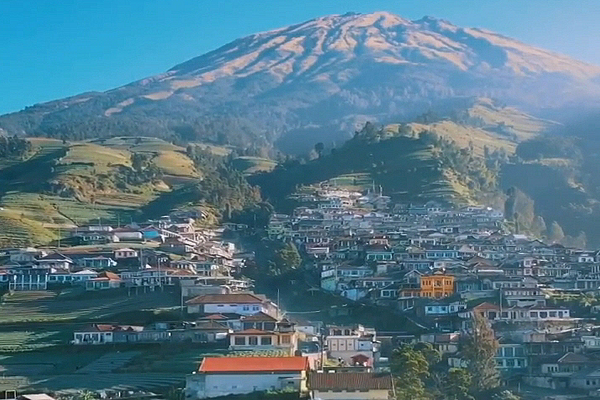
[277,288,280,319]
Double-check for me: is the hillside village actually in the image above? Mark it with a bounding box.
[2,185,600,399]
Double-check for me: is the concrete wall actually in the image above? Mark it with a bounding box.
[311,389,390,400]
[186,372,304,399]
[204,303,263,315]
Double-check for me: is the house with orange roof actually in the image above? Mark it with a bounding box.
[185,356,308,399]
[85,271,121,290]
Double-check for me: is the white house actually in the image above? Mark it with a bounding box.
[186,293,278,317]
[185,356,308,399]
[9,248,47,263]
[114,248,139,259]
[36,253,73,270]
[48,269,98,284]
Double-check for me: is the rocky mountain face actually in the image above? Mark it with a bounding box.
[2,11,600,152]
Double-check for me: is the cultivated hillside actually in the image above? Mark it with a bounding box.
[1,12,598,153]
[0,137,260,246]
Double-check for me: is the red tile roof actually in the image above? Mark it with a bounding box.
[233,329,274,335]
[241,312,278,322]
[199,356,308,373]
[186,293,266,305]
[308,372,393,390]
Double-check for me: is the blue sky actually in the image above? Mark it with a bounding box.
[1,0,599,114]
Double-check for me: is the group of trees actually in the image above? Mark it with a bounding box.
[420,132,500,193]
[185,144,262,217]
[125,152,163,184]
[0,135,31,159]
[391,314,516,400]
[251,239,301,277]
[504,187,587,247]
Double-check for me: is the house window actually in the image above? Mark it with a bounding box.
[281,335,291,344]
[243,306,250,311]
[249,336,258,345]
[261,336,272,345]
[530,312,538,318]
[234,336,245,345]
[264,322,276,331]
[505,359,515,367]
[515,347,525,357]
[253,305,260,311]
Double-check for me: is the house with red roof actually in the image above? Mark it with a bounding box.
[185,356,308,399]
[185,293,278,317]
[85,271,121,290]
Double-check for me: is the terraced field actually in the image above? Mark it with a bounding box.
[29,372,185,392]
[0,290,179,324]
[0,330,69,352]
[121,348,227,373]
[0,347,184,392]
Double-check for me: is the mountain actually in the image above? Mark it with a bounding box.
[2,11,600,153]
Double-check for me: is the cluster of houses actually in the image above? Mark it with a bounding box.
[264,187,600,394]
[0,211,252,294]
[72,289,389,399]
[9,186,600,398]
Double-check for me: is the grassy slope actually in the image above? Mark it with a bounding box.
[252,135,471,205]
[0,137,204,246]
[232,156,277,175]
[386,97,555,156]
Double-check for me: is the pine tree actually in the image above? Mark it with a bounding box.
[462,313,500,393]
[444,368,475,400]
[391,345,431,400]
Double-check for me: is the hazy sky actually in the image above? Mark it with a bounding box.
[1,0,599,114]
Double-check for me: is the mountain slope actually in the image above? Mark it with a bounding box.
[0,137,259,246]
[1,12,599,152]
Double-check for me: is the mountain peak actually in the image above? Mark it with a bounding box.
[2,12,600,148]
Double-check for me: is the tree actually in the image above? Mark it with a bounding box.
[462,313,500,393]
[314,142,325,158]
[547,221,565,243]
[443,368,475,400]
[492,390,521,400]
[391,345,431,400]
[274,242,301,274]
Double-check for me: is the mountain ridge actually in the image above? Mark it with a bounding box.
[2,11,600,152]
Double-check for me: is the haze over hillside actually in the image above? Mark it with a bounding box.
[1,11,600,153]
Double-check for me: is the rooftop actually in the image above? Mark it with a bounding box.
[186,293,267,305]
[308,372,393,390]
[199,356,307,373]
